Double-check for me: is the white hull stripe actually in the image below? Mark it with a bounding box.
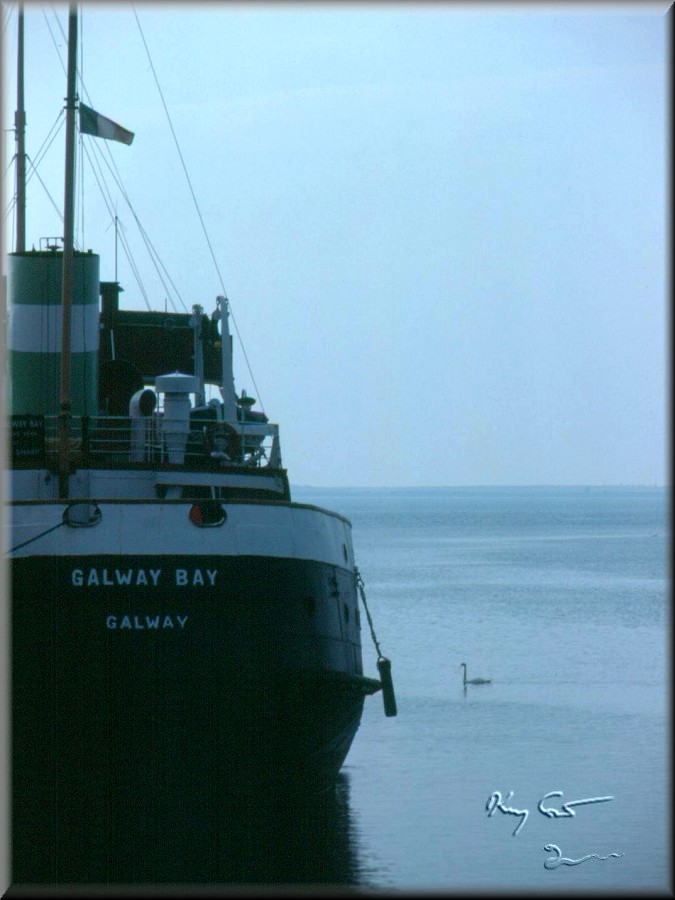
[9,502,355,568]
[9,303,99,354]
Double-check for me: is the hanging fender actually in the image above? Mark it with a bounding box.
[355,567,397,718]
[377,657,397,718]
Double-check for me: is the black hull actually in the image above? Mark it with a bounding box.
[11,552,377,883]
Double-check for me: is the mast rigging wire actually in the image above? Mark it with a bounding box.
[7,6,265,407]
[131,2,265,412]
[40,4,184,311]
[4,115,65,224]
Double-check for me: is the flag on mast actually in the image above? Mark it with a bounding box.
[79,103,134,145]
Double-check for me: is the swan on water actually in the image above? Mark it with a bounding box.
[460,662,491,685]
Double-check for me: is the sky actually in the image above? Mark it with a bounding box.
[1,1,669,487]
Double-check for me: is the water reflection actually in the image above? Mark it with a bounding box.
[11,773,368,888]
[202,773,364,886]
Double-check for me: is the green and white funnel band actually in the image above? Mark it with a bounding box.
[7,250,100,417]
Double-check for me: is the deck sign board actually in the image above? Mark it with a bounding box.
[11,415,46,464]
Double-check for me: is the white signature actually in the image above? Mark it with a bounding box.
[486,789,623,869]
[486,789,614,836]
[543,843,624,869]
[538,790,614,819]
[485,790,529,836]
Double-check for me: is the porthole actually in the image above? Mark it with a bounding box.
[343,602,350,623]
[63,502,102,528]
[189,500,226,527]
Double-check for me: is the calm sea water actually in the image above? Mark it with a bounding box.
[288,485,670,894]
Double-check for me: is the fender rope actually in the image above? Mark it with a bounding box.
[355,566,384,661]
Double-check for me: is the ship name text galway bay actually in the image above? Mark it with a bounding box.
[71,567,219,587]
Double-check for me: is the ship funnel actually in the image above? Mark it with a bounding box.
[8,250,100,415]
[156,372,198,464]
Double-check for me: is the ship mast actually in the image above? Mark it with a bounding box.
[58,1,79,497]
[15,1,26,253]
